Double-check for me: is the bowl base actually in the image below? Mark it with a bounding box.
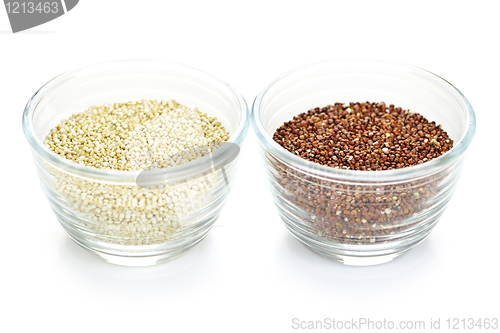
[299,240,426,266]
[67,232,208,267]
[284,219,434,266]
[58,214,218,267]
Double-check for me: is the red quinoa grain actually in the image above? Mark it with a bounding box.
[273,102,453,170]
[271,102,454,244]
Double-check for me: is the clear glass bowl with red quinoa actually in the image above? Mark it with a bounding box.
[252,59,475,265]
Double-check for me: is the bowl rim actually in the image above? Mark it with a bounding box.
[22,59,249,182]
[251,58,476,183]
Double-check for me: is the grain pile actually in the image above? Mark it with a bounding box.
[272,102,454,244]
[43,99,230,245]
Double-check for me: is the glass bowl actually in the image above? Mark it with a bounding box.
[251,59,475,266]
[23,59,249,266]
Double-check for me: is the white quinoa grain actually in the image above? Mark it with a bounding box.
[43,99,230,245]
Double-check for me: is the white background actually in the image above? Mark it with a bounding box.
[1,1,499,332]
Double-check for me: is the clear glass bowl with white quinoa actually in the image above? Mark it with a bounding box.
[23,60,249,266]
